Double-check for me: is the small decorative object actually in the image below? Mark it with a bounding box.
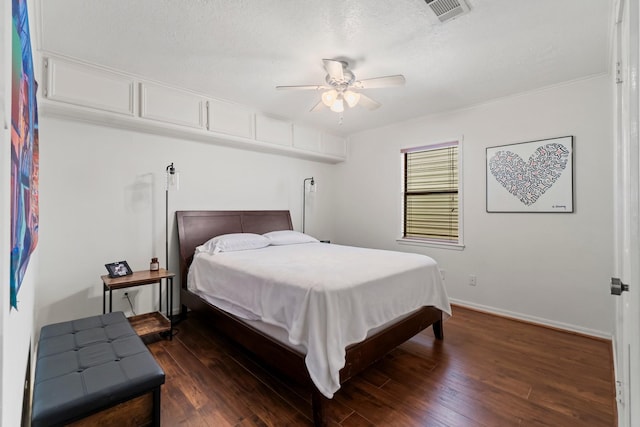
[105,261,133,278]
[150,257,159,271]
[486,136,574,213]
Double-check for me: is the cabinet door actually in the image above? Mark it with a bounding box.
[208,99,254,138]
[255,115,292,146]
[322,133,346,158]
[45,57,135,116]
[140,83,205,129]
[293,124,322,152]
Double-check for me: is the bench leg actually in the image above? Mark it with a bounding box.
[152,386,162,427]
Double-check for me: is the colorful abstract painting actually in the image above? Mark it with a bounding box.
[11,0,39,309]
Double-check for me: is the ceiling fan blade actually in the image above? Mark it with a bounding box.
[276,85,325,91]
[323,59,344,81]
[354,74,406,89]
[357,93,381,110]
[310,100,326,112]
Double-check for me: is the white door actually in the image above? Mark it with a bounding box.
[613,1,640,425]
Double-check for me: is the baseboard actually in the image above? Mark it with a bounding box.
[449,298,612,340]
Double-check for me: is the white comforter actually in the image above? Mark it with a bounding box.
[187,243,451,398]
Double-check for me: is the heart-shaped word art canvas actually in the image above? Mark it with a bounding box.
[486,136,573,212]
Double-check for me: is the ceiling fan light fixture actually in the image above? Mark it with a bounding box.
[277,59,405,114]
[330,97,344,113]
[343,90,360,108]
[321,89,338,107]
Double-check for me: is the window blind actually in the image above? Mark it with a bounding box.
[404,143,458,242]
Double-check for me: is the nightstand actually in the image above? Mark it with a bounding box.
[101,268,175,339]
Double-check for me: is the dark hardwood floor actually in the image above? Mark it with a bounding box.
[146,305,616,426]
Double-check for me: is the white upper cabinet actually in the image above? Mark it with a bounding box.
[255,114,292,147]
[44,57,135,116]
[42,55,345,163]
[293,124,322,152]
[322,133,347,157]
[208,98,254,139]
[140,83,205,129]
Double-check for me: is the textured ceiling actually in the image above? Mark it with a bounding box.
[38,0,614,136]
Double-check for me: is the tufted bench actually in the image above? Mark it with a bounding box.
[31,311,165,427]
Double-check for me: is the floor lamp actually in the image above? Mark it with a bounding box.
[165,163,179,271]
[302,177,315,233]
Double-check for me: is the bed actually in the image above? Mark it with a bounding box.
[176,210,451,426]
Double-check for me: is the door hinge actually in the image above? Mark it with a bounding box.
[616,380,625,405]
[611,277,629,295]
[616,61,624,84]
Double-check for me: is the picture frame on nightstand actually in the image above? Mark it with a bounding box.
[105,260,133,278]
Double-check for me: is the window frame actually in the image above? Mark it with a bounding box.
[398,139,464,250]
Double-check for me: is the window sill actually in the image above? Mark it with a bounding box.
[396,238,465,251]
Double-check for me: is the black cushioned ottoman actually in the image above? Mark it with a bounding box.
[31,311,165,427]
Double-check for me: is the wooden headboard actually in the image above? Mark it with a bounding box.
[175,210,293,286]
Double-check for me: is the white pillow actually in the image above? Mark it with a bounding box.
[263,230,319,246]
[197,233,270,254]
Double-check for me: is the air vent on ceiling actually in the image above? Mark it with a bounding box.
[424,0,470,23]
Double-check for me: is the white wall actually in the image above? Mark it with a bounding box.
[35,117,336,329]
[0,2,39,426]
[1,0,39,425]
[334,75,614,337]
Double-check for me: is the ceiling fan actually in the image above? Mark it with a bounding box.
[276,59,405,113]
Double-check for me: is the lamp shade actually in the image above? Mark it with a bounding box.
[166,163,180,191]
[330,97,344,113]
[321,90,338,107]
[343,90,360,108]
[303,177,316,233]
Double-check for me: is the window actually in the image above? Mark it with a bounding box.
[401,141,461,246]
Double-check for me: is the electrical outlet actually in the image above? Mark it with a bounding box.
[121,290,138,300]
[469,275,477,286]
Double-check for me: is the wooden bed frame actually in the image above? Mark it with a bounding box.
[176,210,444,426]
